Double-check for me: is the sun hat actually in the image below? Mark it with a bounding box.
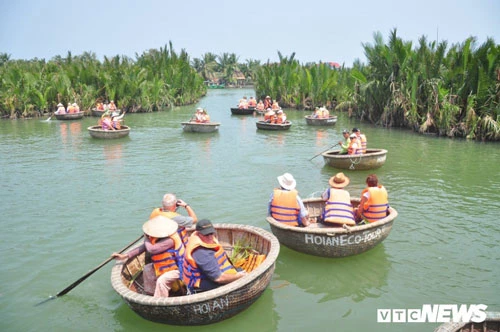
[57,103,63,107]
[352,128,360,132]
[196,107,203,112]
[196,219,216,235]
[349,133,356,138]
[277,173,296,190]
[329,172,350,188]
[342,129,349,134]
[277,110,283,113]
[142,215,178,238]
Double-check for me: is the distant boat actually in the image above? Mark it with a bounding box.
[267,197,397,258]
[87,125,130,139]
[256,121,292,131]
[91,109,121,117]
[181,121,220,133]
[111,223,280,325]
[55,112,84,120]
[230,107,255,115]
[207,83,225,89]
[304,115,338,126]
[322,149,387,170]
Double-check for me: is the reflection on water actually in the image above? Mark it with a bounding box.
[275,244,390,305]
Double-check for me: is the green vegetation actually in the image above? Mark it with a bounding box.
[252,30,500,141]
[0,42,206,119]
[1,31,498,141]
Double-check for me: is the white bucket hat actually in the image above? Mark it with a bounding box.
[277,173,296,190]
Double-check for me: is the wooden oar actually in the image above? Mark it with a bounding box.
[309,143,340,161]
[35,234,143,306]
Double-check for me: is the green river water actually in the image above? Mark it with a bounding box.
[0,88,499,332]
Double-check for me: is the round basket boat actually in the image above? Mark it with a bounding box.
[256,121,292,131]
[304,115,337,126]
[55,112,85,120]
[266,197,397,258]
[111,223,280,326]
[181,122,220,133]
[322,148,387,170]
[87,125,130,139]
[434,311,500,332]
[230,107,255,115]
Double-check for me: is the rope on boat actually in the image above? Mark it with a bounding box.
[349,155,362,169]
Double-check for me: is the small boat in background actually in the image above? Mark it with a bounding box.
[267,197,397,258]
[55,112,85,120]
[322,149,387,170]
[111,223,280,325]
[181,121,220,133]
[87,125,130,139]
[256,121,292,131]
[304,115,338,126]
[230,107,255,115]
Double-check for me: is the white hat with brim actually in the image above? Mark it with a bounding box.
[278,173,296,190]
[57,103,63,107]
[142,216,178,238]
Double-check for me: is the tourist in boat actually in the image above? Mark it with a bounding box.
[355,174,389,224]
[111,112,124,129]
[321,172,356,226]
[182,219,246,293]
[150,193,198,247]
[67,103,74,114]
[194,108,210,123]
[347,133,361,155]
[238,96,248,109]
[109,100,117,111]
[271,100,280,111]
[352,128,367,153]
[256,100,265,111]
[263,109,276,123]
[55,103,66,114]
[338,129,351,154]
[96,102,104,111]
[201,109,210,122]
[72,103,80,113]
[100,114,115,130]
[319,106,329,118]
[247,96,257,108]
[112,216,185,297]
[263,96,273,109]
[268,173,310,227]
[276,109,287,124]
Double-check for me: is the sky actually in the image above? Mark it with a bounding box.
[1,0,499,67]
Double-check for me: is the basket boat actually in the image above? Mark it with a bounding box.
[230,107,255,115]
[304,115,338,126]
[111,223,280,325]
[54,112,84,120]
[322,149,387,170]
[87,125,130,139]
[266,197,397,258]
[181,122,220,133]
[256,121,292,131]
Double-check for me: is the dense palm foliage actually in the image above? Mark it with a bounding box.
[253,52,340,110]
[253,31,500,141]
[0,42,206,118]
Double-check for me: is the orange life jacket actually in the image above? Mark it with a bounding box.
[362,186,389,222]
[360,134,367,153]
[149,232,185,277]
[150,208,189,246]
[348,139,361,155]
[323,188,355,225]
[270,189,301,226]
[182,232,237,291]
